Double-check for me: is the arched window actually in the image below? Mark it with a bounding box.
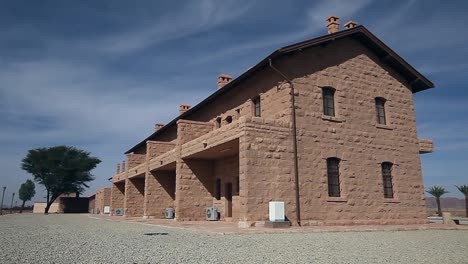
[225,116,233,124]
[381,162,393,198]
[375,97,387,125]
[322,87,335,116]
[327,157,341,197]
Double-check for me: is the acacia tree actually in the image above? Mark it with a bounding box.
[18,179,35,213]
[426,186,448,217]
[21,146,101,214]
[455,185,468,217]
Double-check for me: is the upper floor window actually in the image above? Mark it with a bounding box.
[225,116,233,124]
[326,157,341,197]
[375,97,386,125]
[253,96,261,117]
[381,162,393,198]
[215,117,222,128]
[322,87,335,117]
[215,178,221,200]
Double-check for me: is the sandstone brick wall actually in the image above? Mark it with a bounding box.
[144,170,176,218]
[239,117,296,224]
[124,177,145,217]
[147,141,176,159]
[95,187,111,214]
[110,182,125,212]
[127,153,146,169]
[272,37,427,225]
[187,67,291,125]
[175,120,216,220]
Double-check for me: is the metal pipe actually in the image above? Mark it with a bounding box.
[0,186,5,215]
[269,58,301,226]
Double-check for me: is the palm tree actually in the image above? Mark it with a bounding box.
[455,185,468,217]
[426,186,448,216]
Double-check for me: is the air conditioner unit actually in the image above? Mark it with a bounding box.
[165,208,175,219]
[206,207,219,221]
[115,208,124,216]
[103,206,110,214]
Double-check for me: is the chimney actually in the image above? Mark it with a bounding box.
[116,163,121,174]
[179,104,191,115]
[344,20,358,30]
[217,74,233,89]
[121,160,126,172]
[155,123,164,131]
[326,15,340,34]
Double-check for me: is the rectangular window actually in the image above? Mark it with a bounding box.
[382,162,393,198]
[322,88,335,117]
[253,97,261,117]
[215,178,221,200]
[327,158,340,197]
[375,98,386,125]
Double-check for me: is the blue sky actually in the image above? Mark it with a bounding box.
[1,0,467,204]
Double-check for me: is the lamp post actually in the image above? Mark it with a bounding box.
[0,186,6,215]
[10,192,15,214]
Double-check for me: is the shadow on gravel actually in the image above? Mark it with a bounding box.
[144,232,169,236]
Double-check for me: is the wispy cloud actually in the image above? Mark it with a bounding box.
[94,0,256,54]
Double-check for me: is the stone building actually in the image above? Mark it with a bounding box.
[110,17,434,227]
[89,187,111,214]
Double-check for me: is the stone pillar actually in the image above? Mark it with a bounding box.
[238,117,296,227]
[175,120,215,220]
[124,177,145,217]
[110,182,125,214]
[144,170,176,218]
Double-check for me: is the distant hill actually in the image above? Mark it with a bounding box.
[426,197,465,208]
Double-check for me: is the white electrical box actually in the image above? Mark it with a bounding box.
[269,201,285,222]
[103,206,110,214]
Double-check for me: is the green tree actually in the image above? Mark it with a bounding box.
[18,179,35,213]
[455,185,468,217]
[426,186,449,216]
[21,146,101,214]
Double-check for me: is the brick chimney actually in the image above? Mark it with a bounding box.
[217,74,233,89]
[155,123,164,131]
[179,104,191,115]
[326,15,340,34]
[121,160,126,172]
[116,163,121,174]
[344,20,358,30]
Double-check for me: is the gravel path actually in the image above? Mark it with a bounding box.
[1,214,467,264]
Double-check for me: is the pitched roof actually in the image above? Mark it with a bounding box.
[125,25,434,154]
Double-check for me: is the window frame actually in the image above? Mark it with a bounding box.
[215,178,221,200]
[375,97,387,125]
[381,162,394,198]
[322,87,336,117]
[253,96,261,117]
[326,157,341,197]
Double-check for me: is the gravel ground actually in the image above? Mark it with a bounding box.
[0,214,467,264]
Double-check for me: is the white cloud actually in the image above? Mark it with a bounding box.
[94,0,255,54]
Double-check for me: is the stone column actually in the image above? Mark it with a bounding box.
[175,120,214,220]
